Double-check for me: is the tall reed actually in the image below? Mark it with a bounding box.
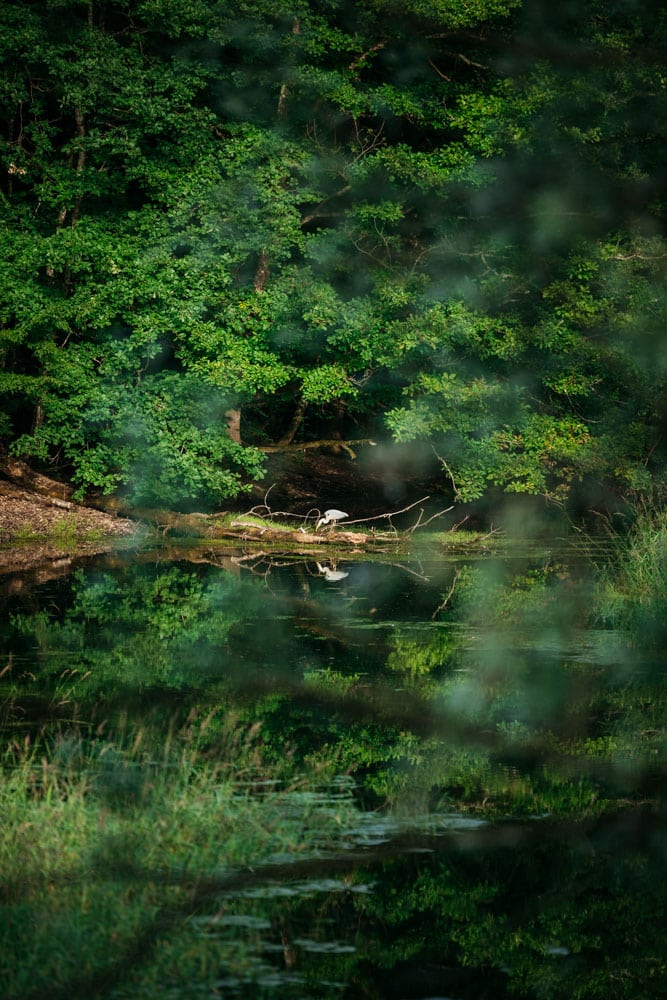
[0,713,355,999]
[595,507,667,646]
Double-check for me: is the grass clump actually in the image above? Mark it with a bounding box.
[595,508,667,646]
[0,716,356,999]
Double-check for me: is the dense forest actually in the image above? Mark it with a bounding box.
[1,0,666,513]
[3,6,667,992]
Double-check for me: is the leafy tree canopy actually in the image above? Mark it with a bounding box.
[1,0,665,508]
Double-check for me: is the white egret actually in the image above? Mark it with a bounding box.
[316,509,349,531]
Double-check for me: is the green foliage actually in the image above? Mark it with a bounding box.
[1,0,666,511]
[595,508,667,647]
[3,532,667,996]
[0,718,357,999]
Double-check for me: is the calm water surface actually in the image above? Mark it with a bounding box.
[1,541,666,998]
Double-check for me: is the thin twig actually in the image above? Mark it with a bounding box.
[345,496,431,527]
[389,561,431,582]
[405,505,455,534]
[431,446,461,501]
[432,569,461,619]
[428,58,452,82]
[263,484,277,507]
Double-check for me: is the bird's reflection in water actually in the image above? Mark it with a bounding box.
[316,561,349,582]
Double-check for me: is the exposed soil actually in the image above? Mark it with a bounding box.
[0,479,138,575]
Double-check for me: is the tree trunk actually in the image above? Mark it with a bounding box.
[224,251,272,445]
[225,408,242,444]
[277,396,308,447]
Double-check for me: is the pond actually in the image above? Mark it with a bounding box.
[1,538,666,999]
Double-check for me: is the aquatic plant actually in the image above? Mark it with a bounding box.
[595,508,667,647]
[0,716,357,999]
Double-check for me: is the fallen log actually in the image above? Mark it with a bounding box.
[80,498,371,545]
[0,457,446,549]
[226,520,368,545]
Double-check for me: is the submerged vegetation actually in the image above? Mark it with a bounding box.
[0,716,360,999]
[2,516,667,996]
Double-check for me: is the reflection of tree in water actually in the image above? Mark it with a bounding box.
[0,552,661,805]
[1,547,667,996]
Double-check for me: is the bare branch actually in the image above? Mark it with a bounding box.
[424,39,488,70]
[428,58,452,82]
[405,504,455,534]
[345,496,431,528]
[348,41,386,76]
[300,185,351,227]
[352,119,386,160]
[432,446,461,501]
[259,438,376,460]
[432,569,462,619]
[450,514,470,532]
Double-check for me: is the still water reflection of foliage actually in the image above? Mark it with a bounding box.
[1,542,666,997]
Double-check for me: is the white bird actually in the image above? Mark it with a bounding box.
[316,561,349,582]
[316,509,349,531]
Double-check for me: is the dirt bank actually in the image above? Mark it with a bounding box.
[0,480,137,574]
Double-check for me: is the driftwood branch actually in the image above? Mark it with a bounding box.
[344,495,432,528]
[232,493,457,542]
[405,504,455,534]
[345,496,455,533]
[227,520,368,546]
